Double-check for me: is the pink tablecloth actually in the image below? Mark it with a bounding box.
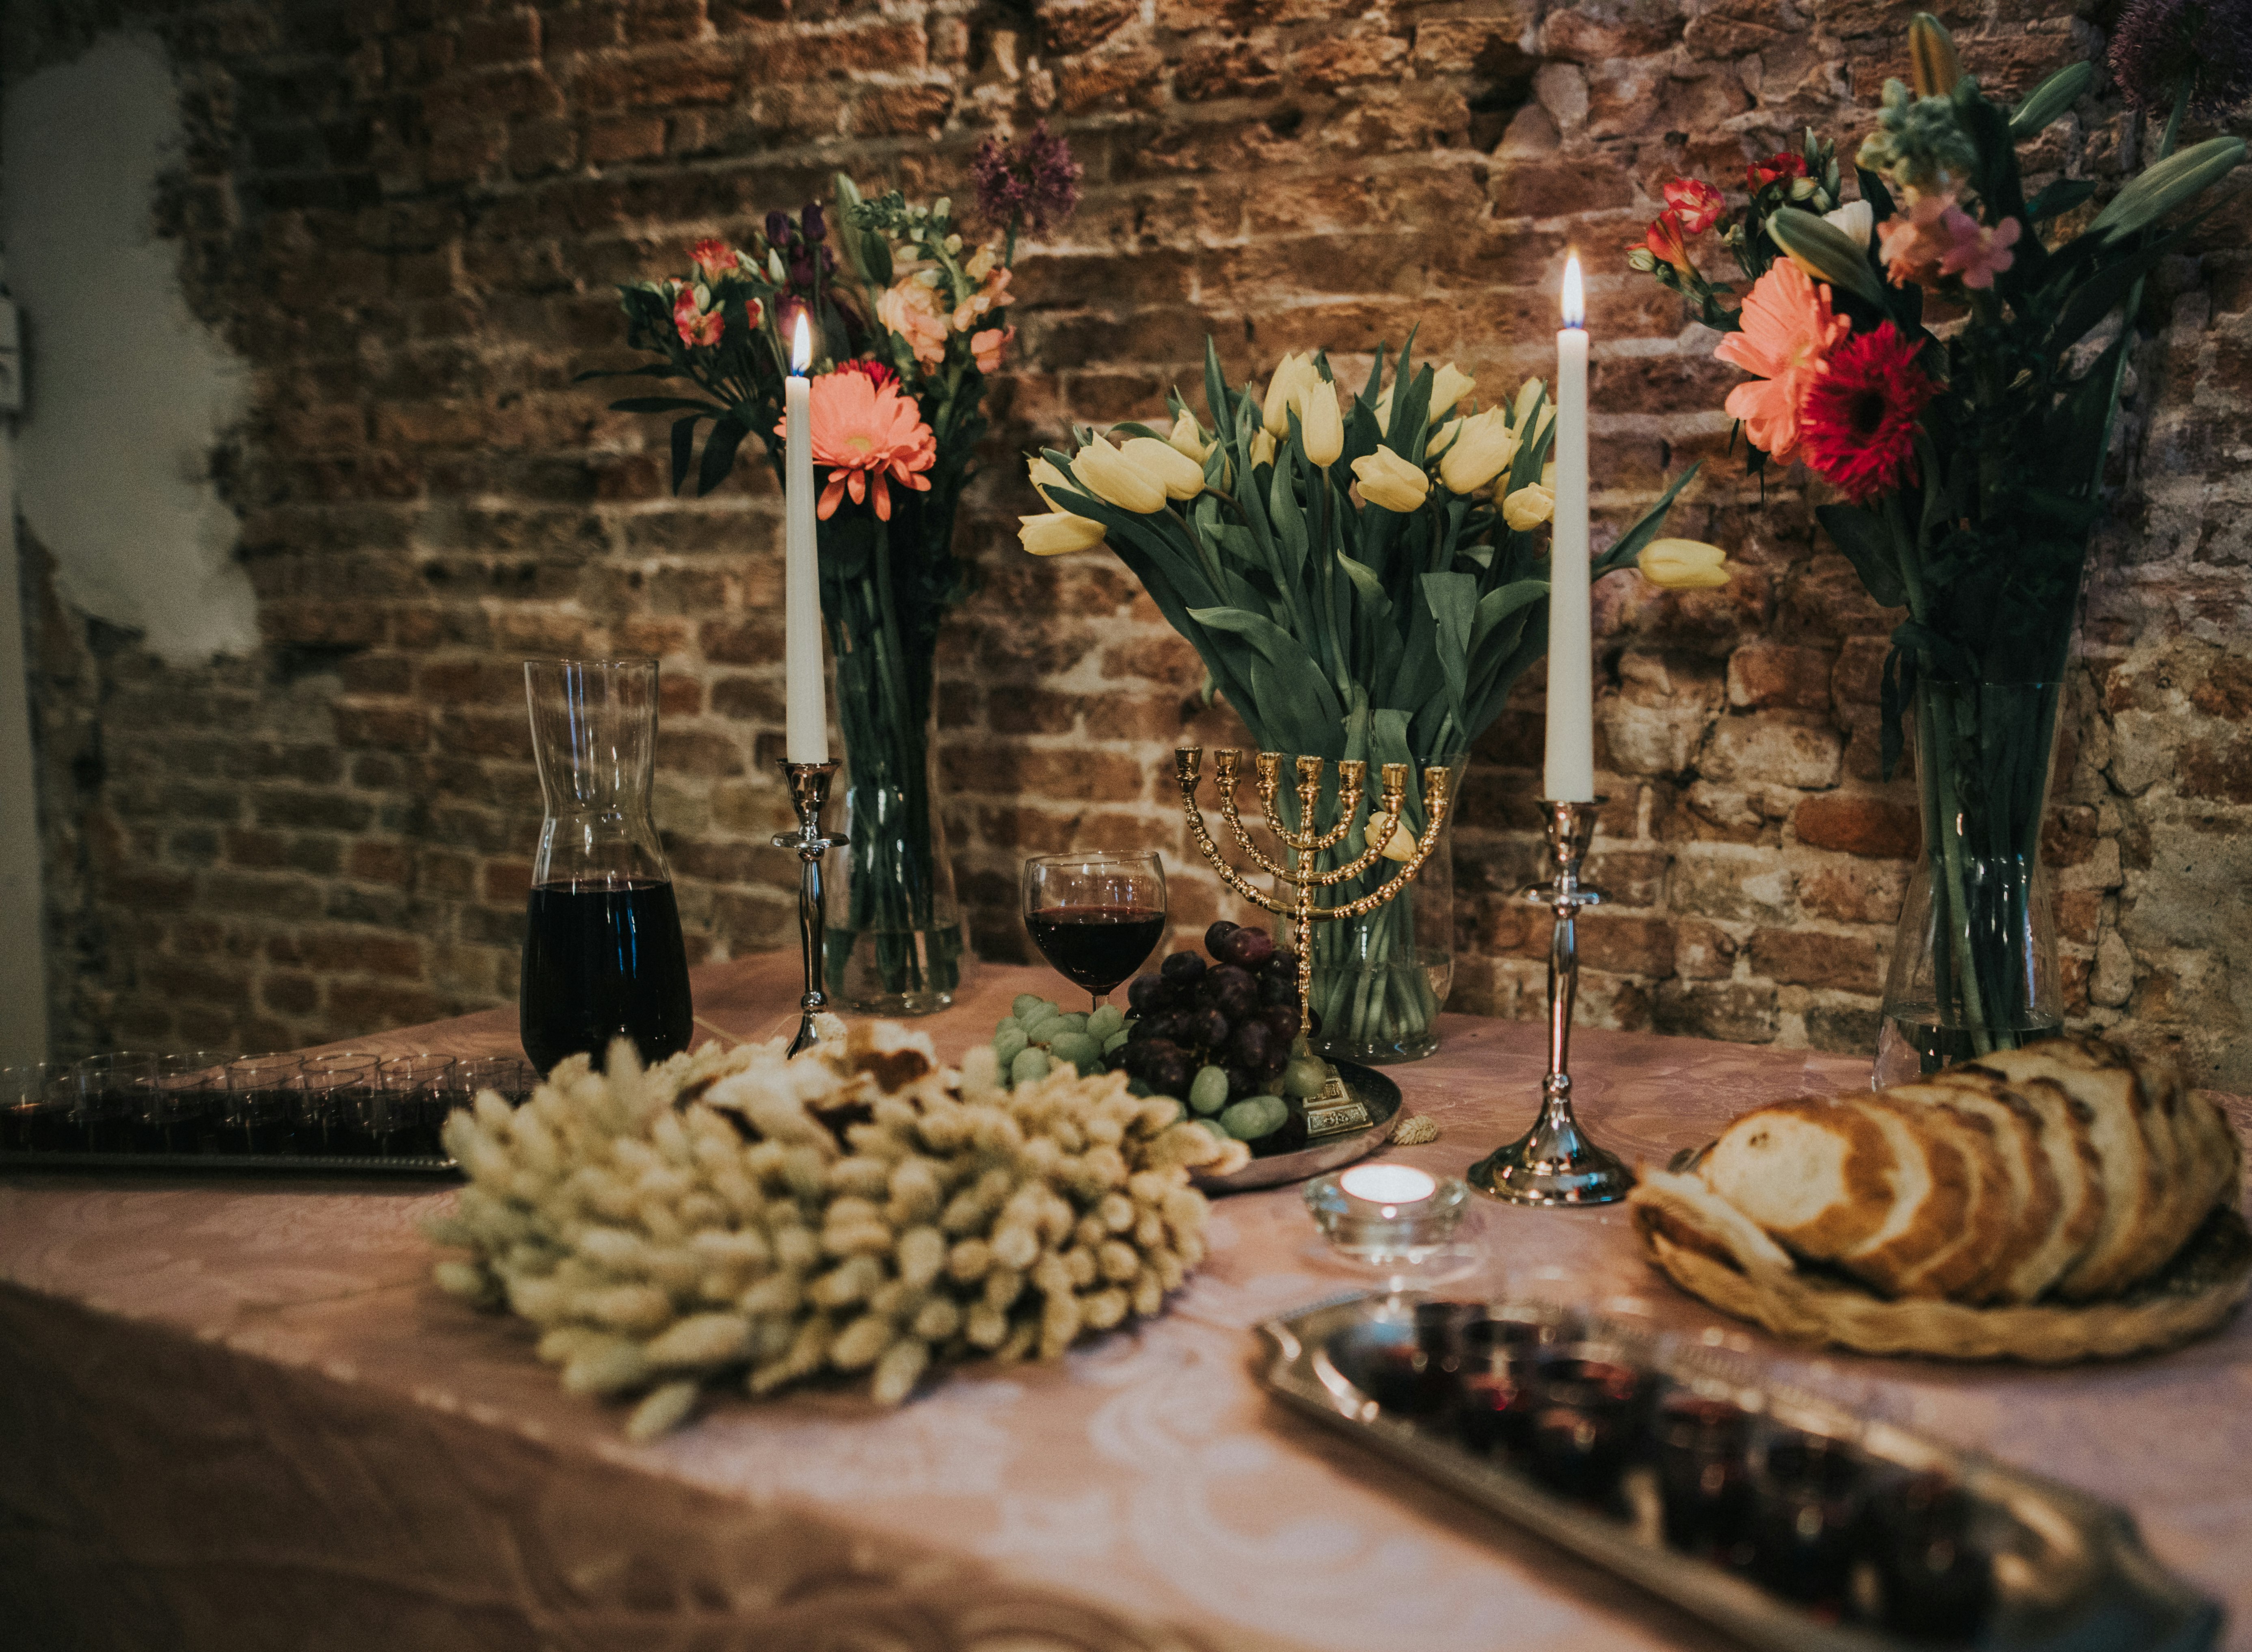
[3,953,2248,1652]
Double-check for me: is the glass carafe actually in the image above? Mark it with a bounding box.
[520,657,692,1075]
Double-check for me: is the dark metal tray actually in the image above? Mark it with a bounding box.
[0,1149,460,1178]
[1258,1291,2219,1652]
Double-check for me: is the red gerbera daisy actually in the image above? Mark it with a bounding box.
[837,357,900,394]
[1798,324,1941,504]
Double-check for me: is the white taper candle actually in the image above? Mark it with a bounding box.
[783,311,828,765]
[1544,253,1595,803]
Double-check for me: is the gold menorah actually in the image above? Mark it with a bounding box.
[1174,748,1454,1029]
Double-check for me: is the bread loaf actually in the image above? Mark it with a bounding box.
[1681,1034,2240,1310]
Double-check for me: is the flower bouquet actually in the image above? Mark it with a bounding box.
[1628,10,2245,1079]
[1019,339,1707,1062]
[587,128,1083,1013]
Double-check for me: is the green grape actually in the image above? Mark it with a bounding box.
[1220,1095,1287,1141]
[1055,1011,1089,1033]
[993,1026,1029,1069]
[1088,1004,1126,1039]
[1194,1117,1231,1142]
[1047,1032,1101,1069]
[1009,1047,1052,1085]
[1102,1030,1130,1055]
[1125,1077,1154,1098]
[1188,1066,1230,1116]
[1011,993,1048,1020]
[1282,1058,1329,1099]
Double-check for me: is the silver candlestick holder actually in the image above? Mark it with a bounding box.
[772,760,838,1057]
[1466,799,1633,1207]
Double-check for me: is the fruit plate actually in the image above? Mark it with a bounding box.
[1191,1060,1401,1193]
[1257,1291,2220,1652]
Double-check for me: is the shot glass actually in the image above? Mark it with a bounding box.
[75,1053,159,1153]
[293,1052,381,1156]
[0,1064,67,1153]
[143,1053,232,1154]
[223,1054,303,1155]
[457,1055,537,1106]
[367,1055,456,1157]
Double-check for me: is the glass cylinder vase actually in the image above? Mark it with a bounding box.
[1873,679,2064,1086]
[818,503,966,1016]
[1295,763,1459,1067]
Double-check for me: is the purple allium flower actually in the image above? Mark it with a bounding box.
[802,201,826,243]
[970,122,1083,236]
[2111,0,2252,115]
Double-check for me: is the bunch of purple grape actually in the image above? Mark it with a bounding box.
[1115,922,1307,1103]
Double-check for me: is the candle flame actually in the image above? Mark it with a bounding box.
[1561,253,1585,330]
[791,309,812,374]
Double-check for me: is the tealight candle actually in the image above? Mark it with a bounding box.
[1338,1162,1439,1212]
[1307,1162,1470,1263]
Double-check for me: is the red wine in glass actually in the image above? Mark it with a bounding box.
[1027,906,1167,1000]
[1021,851,1167,1010]
[520,877,694,1073]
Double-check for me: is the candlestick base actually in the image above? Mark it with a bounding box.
[772,760,839,1058]
[1465,798,1633,1208]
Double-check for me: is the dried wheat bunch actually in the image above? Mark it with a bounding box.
[424,1019,1250,1438]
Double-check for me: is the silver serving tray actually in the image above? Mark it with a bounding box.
[1258,1291,2220,1652]
[1191,1060,1402,1193]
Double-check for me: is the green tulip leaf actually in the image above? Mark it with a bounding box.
[2090,135,2247,242]
[1815,502,1908,609]
[2009,60,2092,138]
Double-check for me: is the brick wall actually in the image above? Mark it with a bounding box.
[11,0,2252,1086]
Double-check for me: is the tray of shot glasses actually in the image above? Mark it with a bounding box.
[1258,1293,2219,1652]
[0,1052,536,1177]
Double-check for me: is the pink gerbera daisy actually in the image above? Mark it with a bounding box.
[1799,324,1941,503]
[788,370,936,521]
[1713,259,1850,464]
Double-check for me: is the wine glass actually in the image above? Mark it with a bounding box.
[1021,851,1168,1012]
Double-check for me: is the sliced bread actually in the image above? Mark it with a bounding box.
[1987,1073,2108,1303]
[1697,1096,1901,1262]
[1915,1069,2066,1304]
[1825,1096,1964,1299]
[1970,1038,2165,1300]
[1859,1086,2014,1300]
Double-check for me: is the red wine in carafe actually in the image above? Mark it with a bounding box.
[1026,905,1167,996]
[521,878,694,1074]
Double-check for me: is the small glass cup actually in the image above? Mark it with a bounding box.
[293,1052,380,1156]
[75,1052,158,1153]
[142,1053,231,1153]
[456,1055,537,1106]
[367,1055,455,1157]
[223,1054,302,1154]
[0,1064,66,1153]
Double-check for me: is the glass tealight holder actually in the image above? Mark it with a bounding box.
[1305,1162,1472,1264]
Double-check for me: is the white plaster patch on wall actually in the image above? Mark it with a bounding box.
[1,32,256,665]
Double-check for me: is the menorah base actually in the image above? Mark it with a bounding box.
[1465,1080,1633,1207]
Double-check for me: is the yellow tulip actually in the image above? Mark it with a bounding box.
[1427,417,1460,460]
[1262,351,1321,436]
[1018,512,1107,555]
[1250,428,1277,469]
[1121,435,1206,501]
[1438,407,1520,495]
[1027,454,1074,511]
[1351,447,1429,513]
[1638,537,1731,590]
[1297,384,1343,466]
[1372,387,1394,429]
[1430,362,1476,415]
[1513,376,1545,428]
[1360,808,1414,862]
[1502,482,1554,531]
[1073,438,1167,514]
[1167,411,1210,462]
